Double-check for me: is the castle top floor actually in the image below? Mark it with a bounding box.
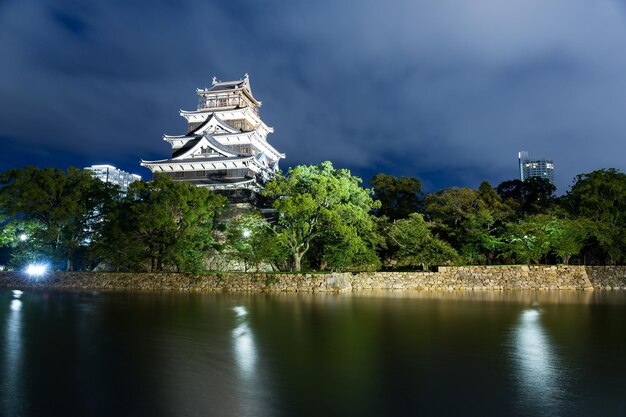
[195,73,261,114]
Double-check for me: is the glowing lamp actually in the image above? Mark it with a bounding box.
[25,263,48,277]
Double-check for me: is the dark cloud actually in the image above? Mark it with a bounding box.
[1,0,626,192]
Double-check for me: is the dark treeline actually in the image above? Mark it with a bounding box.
[1,163,625,273]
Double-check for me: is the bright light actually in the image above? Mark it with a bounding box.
[25,263,47,277]
[242,229,252,238]
[232,306,256,376]
[233,306,248,317]
[18,234,27,242]
[511,308,563,413]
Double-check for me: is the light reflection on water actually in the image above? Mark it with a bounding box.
[232,306,256,377]
[231,305,273,417]
[511,307,566,416]
[0,290,624,417]
[2,292,23,415]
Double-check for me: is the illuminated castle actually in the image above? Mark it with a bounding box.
[141,74,284,201]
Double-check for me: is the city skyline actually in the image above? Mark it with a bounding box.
[2,1,626,192]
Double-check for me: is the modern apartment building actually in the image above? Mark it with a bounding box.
[518,151,554,184]
[86,164,142,192]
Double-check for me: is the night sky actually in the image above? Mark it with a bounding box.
[2,0,626,192]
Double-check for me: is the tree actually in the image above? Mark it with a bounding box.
[388,213,459,270]
[477,181,512,222]
[496,177,556,216]
[563,169,626,264]
[224,210,289,272]
[0,166,118,270]
[95,175,225,273]
[424,187,503,263]
[370,173,422,219]
[314,207,382,271]
[544,215,588,264]
[565,169,626,225]
[0,219,49,269]
[262,162,380,272]
[502,215,552,264]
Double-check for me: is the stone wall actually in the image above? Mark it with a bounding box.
[0,265,625,292]
[351,265,595,291]
[585,266,626,290]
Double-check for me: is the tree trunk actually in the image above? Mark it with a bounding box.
[294,252,303,272]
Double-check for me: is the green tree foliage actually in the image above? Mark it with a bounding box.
[496,177,556,216]
[0,219,48,268]
[388,213,459,270]
[543,215,588,264]
[225,211,289,272]
[502,215,551,264]
[424,187,503,263]
[263,161,380,271]
[0,166,118,270]
[95,175,226,273]
[563,169,626,264]
[502,213,588,264]
[2,164,624,272]
[565,169,626,225]
[315,212,382,271]
[477,181,512,223]
[370,173,422,219]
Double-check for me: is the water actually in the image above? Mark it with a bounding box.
[0,289,625,417]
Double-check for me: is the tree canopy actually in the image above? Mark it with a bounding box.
[388,213,458,270]
[370,173,422,220]
[1,165,624,272]
[0,166,118,270]
[496,177,556,216]
[95,174,226,273]
[263,161,380,271]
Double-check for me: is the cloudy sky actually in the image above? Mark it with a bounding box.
[1,0,626,192]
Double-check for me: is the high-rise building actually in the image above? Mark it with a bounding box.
[86,164,142,192]
[140,74,285,203]
[518,151,554,184]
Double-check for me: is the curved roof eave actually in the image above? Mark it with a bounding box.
[172,137,237,160]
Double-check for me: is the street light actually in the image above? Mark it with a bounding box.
[25,263,48,278]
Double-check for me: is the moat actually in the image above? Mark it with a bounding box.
[1,289,625,417]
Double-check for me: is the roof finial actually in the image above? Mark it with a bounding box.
[211,76,217,85]
[243,73,249,81]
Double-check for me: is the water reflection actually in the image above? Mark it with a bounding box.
[10,299,22,312]
[2,291,23,415]
[511,307,565,415]
[232,306,256,377]
[231,305,275,417]
[0,290,623,416]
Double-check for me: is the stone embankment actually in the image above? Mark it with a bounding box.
[585,266,626,290]
[0,266,625,292]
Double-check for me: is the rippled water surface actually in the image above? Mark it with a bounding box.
[1,289,625,417]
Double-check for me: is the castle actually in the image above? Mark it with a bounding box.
[141,74,285,202]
